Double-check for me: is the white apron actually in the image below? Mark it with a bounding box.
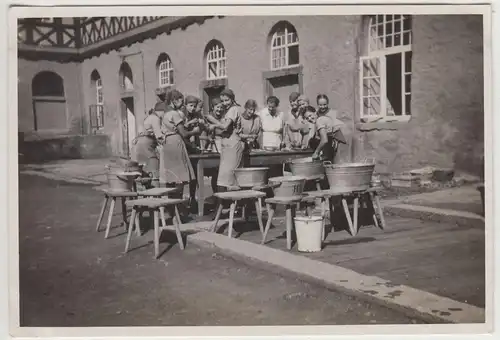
[261,112,283,149]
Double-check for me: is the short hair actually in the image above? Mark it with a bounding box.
[244,99,258,110]
[266,96,280,106]
[316,94,329,104]
[305,105,317,113]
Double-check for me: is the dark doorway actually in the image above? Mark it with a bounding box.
[203,85,225,114]
[268,74,300,114]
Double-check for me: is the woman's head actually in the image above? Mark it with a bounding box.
[298,95,310,108]
[267,96,280,115]
[196,99,203,113]
[184,95,198,114]
[289,92,300,111]
[243,99,258,118]
[317,94,330,114]
[211,98,223,117]
[169,90,184,109]
[303,106,318,124]
[220,89,236,109]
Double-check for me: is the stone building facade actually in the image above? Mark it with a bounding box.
[17,15,484,176]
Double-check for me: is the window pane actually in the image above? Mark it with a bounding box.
[405,94,411,115]
[377,24,384,37]
[385,22,393,35]
[288,45,299,66]
[394,33,401,46]
[169,70,174,84]
[405,74,411,93]
[403,16,412,31]
[403,32,411,45]
[386,14,393,21]
[395,20,401,33]
[405,51,413,72]
[386,35,393,48]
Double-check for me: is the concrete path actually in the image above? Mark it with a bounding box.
[189,230,486,324]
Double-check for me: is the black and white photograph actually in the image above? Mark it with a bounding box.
[10,3,492,337]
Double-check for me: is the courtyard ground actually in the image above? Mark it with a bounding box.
[19,174,423,327]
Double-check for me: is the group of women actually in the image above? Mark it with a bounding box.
[132,88,345,211]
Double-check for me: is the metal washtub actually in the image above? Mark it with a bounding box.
[269,176,306,199]
[323,161,375,192]
[233,167,270,188]
[286,157,325,178]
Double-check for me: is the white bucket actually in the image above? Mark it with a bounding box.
[294,215,323,252]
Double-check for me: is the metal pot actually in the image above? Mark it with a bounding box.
[233,167,270,188]
[269,176,306,198]
[323,162,375,192]
[287,157,325,178]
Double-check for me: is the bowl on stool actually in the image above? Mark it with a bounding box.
[268,176,306,200]
[234,167,270,188]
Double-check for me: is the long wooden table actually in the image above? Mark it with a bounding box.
[189,149,313,216]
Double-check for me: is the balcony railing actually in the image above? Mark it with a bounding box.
[18,16,212,61]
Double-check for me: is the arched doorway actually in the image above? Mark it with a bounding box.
[32,71,67,132]
[118,62,136,157]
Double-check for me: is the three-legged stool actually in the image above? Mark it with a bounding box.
[125,197,188,259]
[95,189,138,239]
[261,196,303,250]
[211,190,266,238]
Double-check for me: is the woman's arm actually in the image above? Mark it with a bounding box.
[150,115,164,140]
[313,128,328,159]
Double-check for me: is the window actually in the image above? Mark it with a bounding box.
[360,15,412,120]
[90,70,104,131]
[157,54,174,88]
[270,22,299,70]
[119,62,134,90]
[205,40,227,80]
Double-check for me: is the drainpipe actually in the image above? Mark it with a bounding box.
[351,20,361,163]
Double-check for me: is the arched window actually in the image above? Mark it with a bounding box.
[31,71,67,131]
[205,40,227,80]
[119,62,134,90]
[269,21,299,70]
[156,53,174,88]
[90,70,104,130]
[32,71,65,97]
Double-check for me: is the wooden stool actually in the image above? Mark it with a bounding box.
[262,196,303,250]
[95,189,138,239]
[228,183,280,219]
[306,187,386,237]
[124,197,188,259]
[211,190,266,238]
[300,174,326,209]
[137,187,179,198]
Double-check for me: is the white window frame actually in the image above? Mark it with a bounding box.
[95,78,104,129]
[270,24,299,71]
[158,56,174,88]
[206,42,227,80]
[360,15,412,121]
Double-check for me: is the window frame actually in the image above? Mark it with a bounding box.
[158,55,174,88]
[206,41,227,81]
[270,23,299,71]
[360,14,412,122]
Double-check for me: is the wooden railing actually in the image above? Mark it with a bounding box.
[79,16,163,47]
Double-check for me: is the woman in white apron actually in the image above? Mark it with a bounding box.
[257,96,285,150]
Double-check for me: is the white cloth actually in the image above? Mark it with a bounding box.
[258,108,284,148]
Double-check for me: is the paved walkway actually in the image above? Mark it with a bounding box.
[222,215,485,310]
